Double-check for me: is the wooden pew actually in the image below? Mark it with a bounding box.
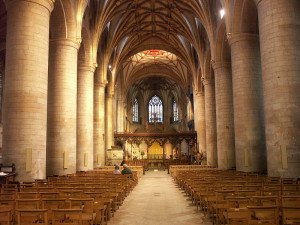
[16,209,48,225]
[282,206,300,225]
[247,205,279,225]
[0,209,13,225]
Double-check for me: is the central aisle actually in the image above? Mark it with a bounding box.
[108,171,212,225]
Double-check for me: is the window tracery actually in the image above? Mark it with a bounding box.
[148,95,163,123]
[173,100,179,122]
[133,98,139,122]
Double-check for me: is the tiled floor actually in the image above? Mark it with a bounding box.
[108,171,212,225]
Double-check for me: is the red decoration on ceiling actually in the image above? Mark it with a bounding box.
[144,50,166,56]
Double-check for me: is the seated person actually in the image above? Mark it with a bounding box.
[113,165,121,174]
[121,164,133,175]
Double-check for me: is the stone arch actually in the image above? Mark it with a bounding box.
[230,0,259,34]
[203,49,213,80]
[78,27,93,66]
[50,0,77,39]
[214,22,231,63]
[77,42,86,66]
[192,67,203,94]
[114,44,188,83]
[124,67,186,95]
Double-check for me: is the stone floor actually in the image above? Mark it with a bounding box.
[108,171,212,225]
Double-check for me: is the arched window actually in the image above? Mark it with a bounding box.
[148,95,163,123]
[173,100,179,122]
[132,98,139,122]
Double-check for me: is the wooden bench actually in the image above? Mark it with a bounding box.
[0,209,13,225]
[282,206,300,225]
[247,205,279,225]
[16,209,48,225]
[52,209,82,225]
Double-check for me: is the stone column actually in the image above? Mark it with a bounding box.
[94,82,106,167]
[77,65,95,171]
[256,0,300,178]
[213,62,236,169]
[116,98,124,132]
[229,33,266,172]
[203,78,218,167]
[3,0,54,181]
[164,99,171,129]
[0,58,4,123]
[47,39,79,176]
[194,91,206,155]
[105,94,114,151]
[142,99,148,129]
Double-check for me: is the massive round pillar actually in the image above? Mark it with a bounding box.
[203,78,217,167]
[105,94,114,151]
[94,82,106,167]
[116,98,125,132]
[47,39,79,176]
[76,65,95,171]
[194,91,206,157]
[213,62,236,169]
[3,0,54,181]
[229,34,266,172]
[256,0,300,177]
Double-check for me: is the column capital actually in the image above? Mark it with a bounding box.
[194,91,204,97]
[78,65,96,73]
[95,80,108,88]
[211,61,231,70]
[203,78,215,86]
[227,33,259,46]
[5,0,55,12]
[50,38,80,50]
[106,93,114,98]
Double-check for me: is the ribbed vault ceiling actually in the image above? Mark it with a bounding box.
[97,0,217,91]
[0,0,221,93]
[121,50,189,91]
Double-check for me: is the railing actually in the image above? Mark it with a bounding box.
[147,154,166,159]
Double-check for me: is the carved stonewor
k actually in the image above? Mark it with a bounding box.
[106,146,123,166]
[141,151,145,159]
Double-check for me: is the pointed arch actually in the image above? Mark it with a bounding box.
[148,95,163,123]
[50,0,77,39]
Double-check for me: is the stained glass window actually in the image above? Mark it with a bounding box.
[148,95,163,123]
[173,100,179,122]
[133,98,138,122]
